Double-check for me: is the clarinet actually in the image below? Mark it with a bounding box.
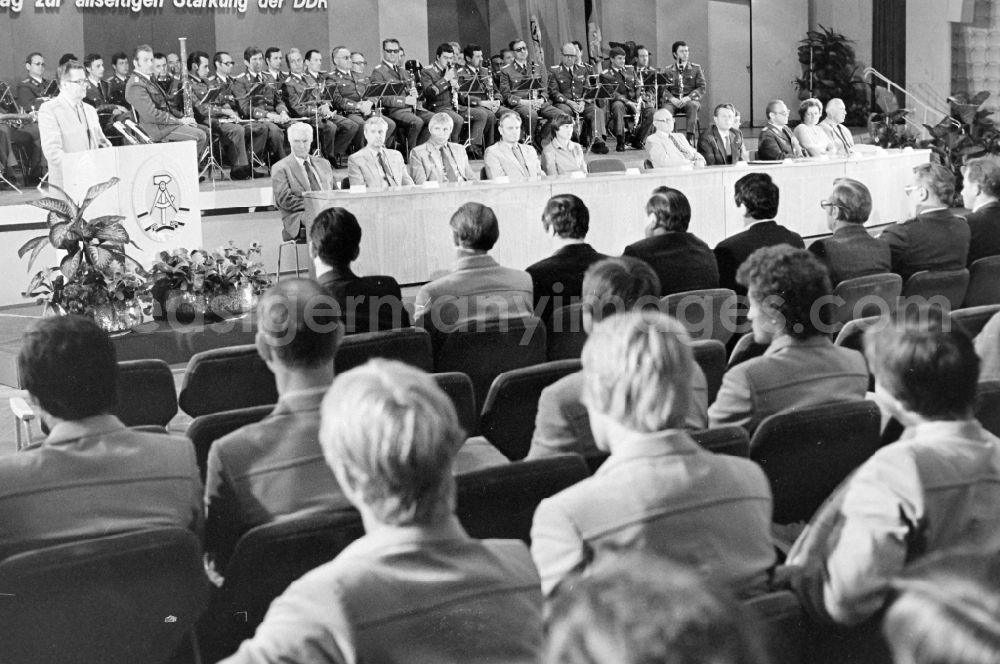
[178,37,195,120]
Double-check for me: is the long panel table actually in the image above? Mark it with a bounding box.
[305,149,930,285]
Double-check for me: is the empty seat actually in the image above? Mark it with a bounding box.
[830,273,902,327]
[749,400,882,524]
[950,304,1000,338]
[198,509,365,662]
[964,255,1000,307]
[335,326,434,374]
[432,372,478,436]
[833,314,884,354]
[186,404,274,482]
[114,359,178,427]
[901,268,970,311]
[341,275,411,334]
[662,288,738,344]
[691,339,727,404]
[0,528,209,664]
[178,345,277,418]
[588,158,627,173]
[455,455,590,543]
[479,359,582,461]
[435,317,547,411]
[547,302,588,361]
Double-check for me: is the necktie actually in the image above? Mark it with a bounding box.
[512,143,528,174]
[378,149,396,186]
[836,124,851,153]
[303,158,322,191]
[669,134,692,160]
[75,104,94,149]
[440,145,459,182]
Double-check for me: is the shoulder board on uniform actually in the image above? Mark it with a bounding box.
[688,62,701,68]
[20,78,31,84]
[549,64,560,71]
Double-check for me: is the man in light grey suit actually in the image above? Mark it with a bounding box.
[271,122,336,241]
[820,97,855,156]
[347,115,413,190]
[37,60,111,190]
[408,112,475,184]
[483,111,541,181]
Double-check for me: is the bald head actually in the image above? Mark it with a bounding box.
[825,97,846,124]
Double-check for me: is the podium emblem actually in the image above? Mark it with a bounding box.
[132,159,193,242]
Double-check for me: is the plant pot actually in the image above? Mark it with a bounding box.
[91,300,138,336]
[163,289,208,325]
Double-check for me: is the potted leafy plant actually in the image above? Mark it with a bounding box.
[18,178,149,334]
[795,25,869,126]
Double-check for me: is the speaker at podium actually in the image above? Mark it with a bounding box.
[61,142,203,268]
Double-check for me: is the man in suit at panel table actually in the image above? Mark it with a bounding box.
[756,99,803,160]
[526,194,608,325]
[714,172,805,294]
[484,111,541,180]
[203,278,349,574]
[808,178,891,286]
[347,115,413,190]
[0,315,202,561]
[272,122,336,242]
[125,44,207,159]
[960,156,1000,265]
[408,112,475,184]
[698,103,748,165]
[879,162,970,282]
[37,60,112,190]
[645,108,706,169]
[819,97,854,156]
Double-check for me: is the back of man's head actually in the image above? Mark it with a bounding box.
[829,177,872,224]
[450,202,499,252]
[865,305,978,421]
[544,554,767,664]
[582,257,661,324]
[319,359,465,526]
[913,162,956,207]
[19,315,117,421]
[582,310,693,432]
[542,194,589,239]
[310,207,362,267]
[963,156,1000,200]
[734,172,779,220]
[256,278,342,369]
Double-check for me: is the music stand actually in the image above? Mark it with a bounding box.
[198,86,227,183]
[364,81,409,116]
[234,81,269,171]
[512,77,543,144]
[457,78,485,147]
[294,86,327,157]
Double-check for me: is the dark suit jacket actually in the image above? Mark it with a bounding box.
[697,126,747,165]
[808,224,892,286]
[878,208,970,281]
[964,202,1000,265]
[714,221,805,293]
[756,123,801,160]
[317,265,411,334]
[526,243,607,324]
[623,231,720,296]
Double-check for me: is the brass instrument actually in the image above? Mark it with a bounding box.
[629,65,643,115]
[178,37,195,120]
[448,63,459,112]
[0,84,24,129]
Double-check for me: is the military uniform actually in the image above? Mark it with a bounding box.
[124,71,207,158]
[1,80,42,180]
[548,62,608,149]
[210,73,274,168]
[105,73,131,109]
[325,67,396,151]
[662,61,706,136]
[601,66,653,148]
[83,77,130,144]
[284,71,358,160]
[419,64,464,143]
[232,71,287,162]
[456,63,498,151]
[369,61,434,153]
[189,73,250,174]
[498,61,568,141]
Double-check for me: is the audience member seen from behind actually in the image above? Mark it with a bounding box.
[530,310,775,598]
[714,172,804,294]
[623,187,720,296]
[310,207,409,334]
[541,115,588,176]
[543,555,769,664]
[0,315,202,560]
[223,359,543,664]
[527,257,710,461]
[883,548,1000,664]
[525,193,607,325]
[793,97,835,157]
[414,201,533,337]
[784,306,1000,626]
[879,162,970,282]
[808,177,892,286]
[960,155,1000,266]
[975,309,1000,383]
[709,246,868,434]
[204,279,348,573]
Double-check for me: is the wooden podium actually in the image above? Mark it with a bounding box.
[62,142,203,268]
